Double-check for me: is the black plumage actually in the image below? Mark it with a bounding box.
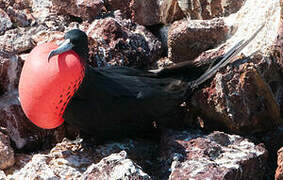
[48,27,263,140]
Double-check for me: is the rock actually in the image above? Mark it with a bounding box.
[192,62,280,133]
[177,0,245,20]
[8,154,58,179]
[51,0,104,21]
[161,130,268,179]
[6,6,30,27]
[276,147,283,180]
[160,0,185,24]
[0,8,13,35]
[0,170,6,179]
[0,27,37,54]
[0,52,22,95]
[189,0,281,134]
[129,0,160,26]
[87,13,163,68]
[81,151,152,180]
[261,126,283,178]
[6,138,158,179]
[105,0,131,17]
[0,131,14,169]
[168,18,230,63]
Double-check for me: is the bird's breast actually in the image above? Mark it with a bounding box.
[19,42,85,129]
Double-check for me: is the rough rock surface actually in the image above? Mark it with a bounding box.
[160,0,185,24]
[0,170,6,179]
[189,0,282,134]
[5,138,158,179]
[81,151,151,180]
[192,62,280,133]
[0,8,13,35]
[177,0,246,20]
[276,147,283,180]
[161,130,268,179]
[168,17,230,62]
[0,0,281,179]
[51,0,104,21]
[87,13,163,68]
[130,0,160,26]
[0,131,14,170]
[105,0,131,17]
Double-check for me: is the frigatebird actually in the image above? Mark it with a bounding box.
[18,26,263,140]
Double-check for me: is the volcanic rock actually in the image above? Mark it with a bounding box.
[161,130,268,179]
[87,13,163,68]
[0,8,13,35]
[6,6,30,27]
[177,0,246,20]
[160,0,185,24]
[104,0,131,18]
[129,0,160,26]
[192,62,280,133]
[81,151,151,180]
[188,0,282,134]
[276,147,283,180]
[168,17,230,63]
[50,0,104,21]
[0,131,14,170]
[0,170,6,179]
[5,138,158,179]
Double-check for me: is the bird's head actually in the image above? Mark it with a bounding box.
[19,29,88,129]
[48,29,89,63]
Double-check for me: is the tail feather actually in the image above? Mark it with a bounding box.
[185,24,264,99]
[190,24,264,89]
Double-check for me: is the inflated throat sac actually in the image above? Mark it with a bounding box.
[19,42,85,129]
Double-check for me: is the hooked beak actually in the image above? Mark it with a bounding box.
[48,39,74,62]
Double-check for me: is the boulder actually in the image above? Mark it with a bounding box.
[177,0,246,20]
[276,147,283,180]
[50,0,104,21]
[87,12,163,68]
[161,130,268,179]
[81,151,151,180]
[187,0,282,134]
[0,131,14,170]
[168,17,230,63]
[0,8,13,35]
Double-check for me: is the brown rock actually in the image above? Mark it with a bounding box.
[129,0,160,26]
[51,0,104,21]
[160,0,185,24]
[274,23,283,74]
[261,126,283,178]
[184,0,282,134]
[168,18,229,63]
[177,0,245,20]
[0,27,37,54]
[276,147,283,180]
[6,6,30,27]
[0,52,22,96]
[0,131,14,169]
[161,130,268,180]
[0,8,13,35]
[192,62,280,134]
[87,14,163,68]
[0,170,6,179]
[105,0,131,18]
[81,151,152,180]
[6,138,158,179]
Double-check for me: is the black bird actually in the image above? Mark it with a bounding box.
[18,26,263,141]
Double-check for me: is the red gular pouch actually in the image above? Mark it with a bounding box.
[19,42,85,129]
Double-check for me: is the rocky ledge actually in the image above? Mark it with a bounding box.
[0,0,282,179]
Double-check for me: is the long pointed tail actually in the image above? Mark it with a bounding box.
[185,24,264,99]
